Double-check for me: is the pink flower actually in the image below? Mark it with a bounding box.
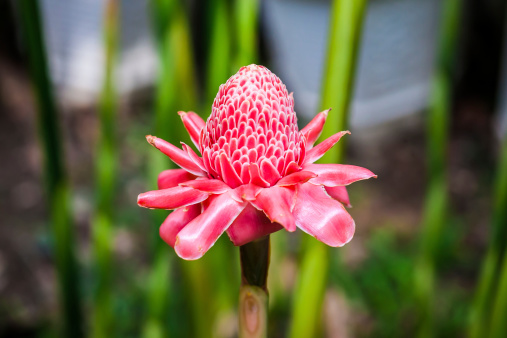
[138,65,376,260]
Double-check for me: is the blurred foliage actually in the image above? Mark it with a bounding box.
[16,1,83,337]
[290,1,368,337]
[471,135,507,338]
[329,216,471,337]
[91,1,119,337]
[414,0,461,336]
[8,0,507,337]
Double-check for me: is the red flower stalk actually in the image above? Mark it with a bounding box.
[138,65,376,260]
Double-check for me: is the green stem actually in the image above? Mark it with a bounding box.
[176,261,212,338]
[290,1,367,337]
[233,0,259,68]
[414,0,461,335]
[16,1,83,337]
[290,241,329,338]
[318,0,367,164]
[414,178,447,336]
[473,135,507,338]
[92,1,119,336]
[142,246,173,338]
[490,247,507,338]
[145,1,206,337]
[206,0,232,107]
[239,236,270,338]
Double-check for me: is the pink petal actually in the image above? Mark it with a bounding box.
[178,111,205,149]
[226,204,283,246]
[325,186,351,207]
[260,158,281,185]
[303,131,350,164]
[231,184,263,202]
[159,205,201,247]
[251,186,296,232]
[249,163,270,187]
[276,170,316,187]
[180,178,230,194]
[174,192,246,260]
[300,109,329,149]
[293,183,355,247]
[304,163,377,187]
[158,169,196,189]
[181,143,206,171]
[138,186,209,210]
[146,135,206,176]
[284,161,300,176]
[200,194,217,212]
[219,152,243,188]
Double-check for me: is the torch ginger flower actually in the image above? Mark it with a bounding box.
[138,65,376,260]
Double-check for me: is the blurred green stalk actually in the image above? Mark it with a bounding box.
[91,1,119,337]
[16,1,83,337]
[414,0,461,336]
[318,0,367,164]
[233,0,259,68]
[491,238,507,338]
[289,1,367,337]
[206,0,233,107]
[142,248,173,338]
[472,135,507,338]
[145,1,210,337]
[151,0,197,135]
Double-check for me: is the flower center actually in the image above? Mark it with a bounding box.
[200,65,305,188]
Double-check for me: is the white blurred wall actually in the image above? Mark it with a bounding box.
[40,0,157,105]
[263,0,441,128]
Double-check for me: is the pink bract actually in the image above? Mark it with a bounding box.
[138,65,376,260]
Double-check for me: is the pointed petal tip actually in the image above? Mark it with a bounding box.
[137,186,209,210]
[147,137,206,176]
[178,111,205,149]
[137,192,157,209]
[304,131,350,164]
[306,164,377,186]
[146,135,156,146]
[360,168,377,180]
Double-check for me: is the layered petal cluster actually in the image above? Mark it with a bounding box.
[138,65,376,260]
